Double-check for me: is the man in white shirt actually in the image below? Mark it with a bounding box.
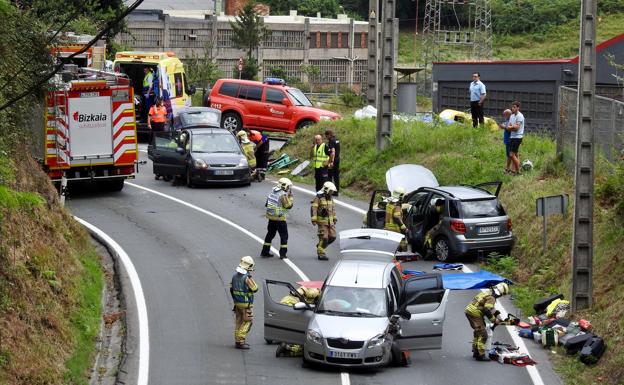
[469,72,487,128]
[507,101,525,175]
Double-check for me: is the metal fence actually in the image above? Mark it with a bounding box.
[558,86,624,165]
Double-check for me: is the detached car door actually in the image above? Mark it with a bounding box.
[397,273,449,351]
[263,280,312,345]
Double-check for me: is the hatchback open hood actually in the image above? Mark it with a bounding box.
[385,164,438,193]
[339,228,403,258]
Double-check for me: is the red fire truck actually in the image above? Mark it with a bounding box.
[37,68,138,191]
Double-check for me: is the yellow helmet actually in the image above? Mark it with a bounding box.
[278,177,292,191]
[392,186,405,200]
[322,181,337,194]
[492,282,509,297]
[236,131,249,143]
[238,256,255,271]
[297,287,320,302]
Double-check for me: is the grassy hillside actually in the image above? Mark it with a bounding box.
[278,118,623,385]
[398,12,624,62]
[0,142,103,385]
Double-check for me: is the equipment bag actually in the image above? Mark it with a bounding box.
[564,332,593,355]
[533,293,564,314]
[579,336,606,365]
[559,332,583,347]
[541,329,558,348]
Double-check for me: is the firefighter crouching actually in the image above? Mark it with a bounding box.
[236,131,257,178]
[261,178,294,259]
[384,186,408,252]
[464,282,510,361]
[230,256,258,349]
[275,287,320,357]
[311,181,337,261]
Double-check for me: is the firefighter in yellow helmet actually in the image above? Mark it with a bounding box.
[311,181,337,260]
[465,282,509,361]
[275,286,320,357]
[230,256,259,349]
[261,178,294,259]
[237,130,257,178]
[384,186,408,252]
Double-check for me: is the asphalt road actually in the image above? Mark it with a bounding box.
[66,148,563,385]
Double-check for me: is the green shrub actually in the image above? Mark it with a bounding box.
[339,90,365,108]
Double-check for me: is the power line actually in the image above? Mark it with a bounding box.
[0,0,144,112]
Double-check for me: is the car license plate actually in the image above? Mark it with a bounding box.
[329,350,358,359]
[478,226,499,234]
[214,169,234,175]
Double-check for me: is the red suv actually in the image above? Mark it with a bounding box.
[206,78,341,134]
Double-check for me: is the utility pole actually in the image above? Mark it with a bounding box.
[571,0,596,313]
[376,0,395,151]
[367,0,378,106]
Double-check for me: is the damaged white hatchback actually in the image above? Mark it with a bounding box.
[263,229,450,368]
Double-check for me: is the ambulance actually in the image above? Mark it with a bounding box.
[113,51,195,134]
[31,67,138,191]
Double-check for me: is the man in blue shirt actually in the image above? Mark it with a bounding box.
[499,109,512,173]
[507,101,525,175]
[469,72,487,128]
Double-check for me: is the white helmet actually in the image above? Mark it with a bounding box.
[238,256,255,271]
[236,131,250,143]
[492,282,509,297]
[522,159,533,171]
[278,177,292,191]
[322,181,337,194]
[392,186,405,200]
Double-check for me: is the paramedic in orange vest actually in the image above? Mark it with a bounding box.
[148,97,167,142]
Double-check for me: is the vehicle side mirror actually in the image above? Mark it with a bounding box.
[282,97,292,106]
[176,147,185,154]
[293,302,308,310]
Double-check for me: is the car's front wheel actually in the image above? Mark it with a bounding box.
[222,112,242,132]
[434,236,453,262]
[296,120,314,131]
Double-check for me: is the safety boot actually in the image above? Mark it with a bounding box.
[317,254,329,261]
[275,343,287,357]
[260,245,273,258]
[475,355,490,362]
[235,342,250,350]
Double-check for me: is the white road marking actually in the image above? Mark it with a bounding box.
[291,183,546,385]
[340,372,351,385]
[126,182,309,281]
[74,216,150,385]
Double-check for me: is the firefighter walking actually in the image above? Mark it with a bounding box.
[311,181,337,260]
[464,282,509,361]
[261,178,294,259]
[384,186,408,252]
[230,256,258,349]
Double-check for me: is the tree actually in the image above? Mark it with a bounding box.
[230,1,270,61]
[186,40,222,90]
[300,64,320,92]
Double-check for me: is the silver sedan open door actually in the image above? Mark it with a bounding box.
[397,273,449,351]
[263,280,313,345]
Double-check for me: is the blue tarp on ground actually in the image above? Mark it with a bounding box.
[442,270,513,290]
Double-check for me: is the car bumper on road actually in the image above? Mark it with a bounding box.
[190,168,251,184]
[304,340,391,368]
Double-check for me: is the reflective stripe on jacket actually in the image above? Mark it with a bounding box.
[312,143,329,169]
[384,200,406,233]
[311,194,336,223]
[465,291,497,321]
[231,272,258,306]
[266,187,293,221]
[242,143,256,168]
[143,72,152,89]
[149,105,167,122]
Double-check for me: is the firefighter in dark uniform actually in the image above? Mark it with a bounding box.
[464,282,509,360]
[261,178,294,259]
[325,129,340,196]
[230,256,258,349]
[311,181,337,260]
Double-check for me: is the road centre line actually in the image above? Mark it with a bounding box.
[289,183,545,385]
[126,182,309,281]
[74,216,150,385]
